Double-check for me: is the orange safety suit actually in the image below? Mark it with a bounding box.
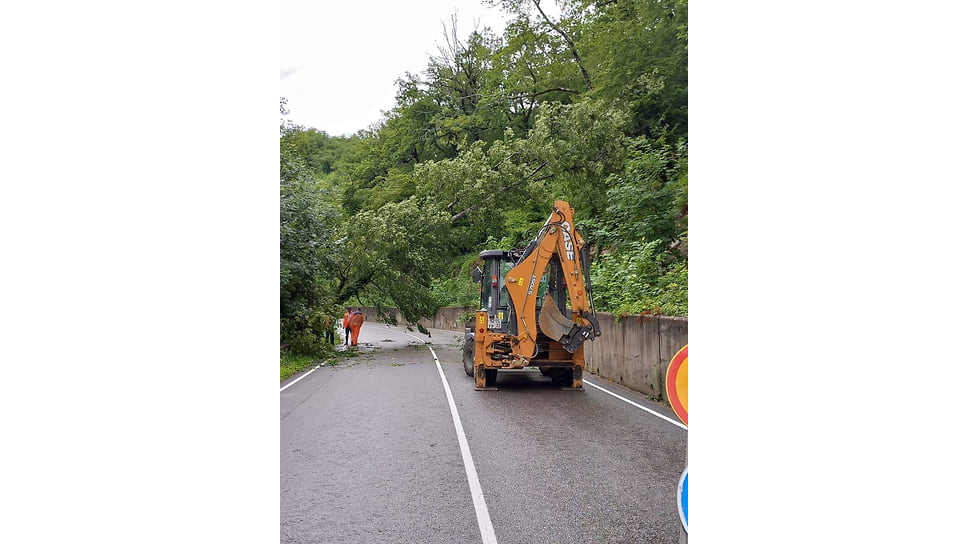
[349,310,365,346]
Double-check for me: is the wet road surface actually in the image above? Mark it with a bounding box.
[281,322,687,543]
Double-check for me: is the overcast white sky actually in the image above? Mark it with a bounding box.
[280,0,516,136]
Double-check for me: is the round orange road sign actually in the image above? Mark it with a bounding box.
[665,344,688,426]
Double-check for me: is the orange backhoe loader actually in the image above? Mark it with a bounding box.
[463,200,601,390]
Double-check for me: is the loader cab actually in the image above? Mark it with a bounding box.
[477,250,517,334]
[476,249,569,337]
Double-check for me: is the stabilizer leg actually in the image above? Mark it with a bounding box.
[475,365,498,391]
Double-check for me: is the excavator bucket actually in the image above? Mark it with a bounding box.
[538,293,576,343]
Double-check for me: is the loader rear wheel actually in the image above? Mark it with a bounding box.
[463,339,475,377]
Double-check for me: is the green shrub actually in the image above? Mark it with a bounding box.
[280,307,336,357]
[280,353,317,381]
[591,239,687,317]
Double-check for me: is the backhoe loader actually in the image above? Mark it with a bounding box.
[463,200,600,390]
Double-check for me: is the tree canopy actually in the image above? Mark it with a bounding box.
[280,0,688,355]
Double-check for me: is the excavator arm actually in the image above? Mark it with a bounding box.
[503,200,600,360]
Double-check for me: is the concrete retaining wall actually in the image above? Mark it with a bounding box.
[358,306,474,332]
[584,313,688,403]
[360,306,687,405]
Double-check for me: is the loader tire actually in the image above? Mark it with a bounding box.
[463,339,475,377]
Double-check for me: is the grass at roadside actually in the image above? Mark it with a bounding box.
[281,348,362,382]
[280,353,320,382]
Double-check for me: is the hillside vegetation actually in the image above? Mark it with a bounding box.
[281,0,687,356]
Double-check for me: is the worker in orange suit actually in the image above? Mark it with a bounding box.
[349,307,365,346]
[342,308,352,346]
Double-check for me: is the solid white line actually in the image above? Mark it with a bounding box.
[279,323,427,394]
[320,324,497,543]
[386,327,432,345]
[279,363,321,392]
[429,343,498,544]
[583,377,687,430]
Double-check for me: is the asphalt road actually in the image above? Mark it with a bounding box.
[281,322,687,544]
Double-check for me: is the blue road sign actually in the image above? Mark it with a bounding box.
[677,466,688,533]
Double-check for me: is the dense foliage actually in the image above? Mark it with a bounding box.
[280,0,688,355]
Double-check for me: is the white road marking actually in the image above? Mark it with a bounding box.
[283,323,681,541]
[387,324,684,434]
[429,344,498,544]
[279,323,425,393]
[279,363,321,392]
[280,323,497,542]
[381,326,497,544]
[583,377,687,430]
